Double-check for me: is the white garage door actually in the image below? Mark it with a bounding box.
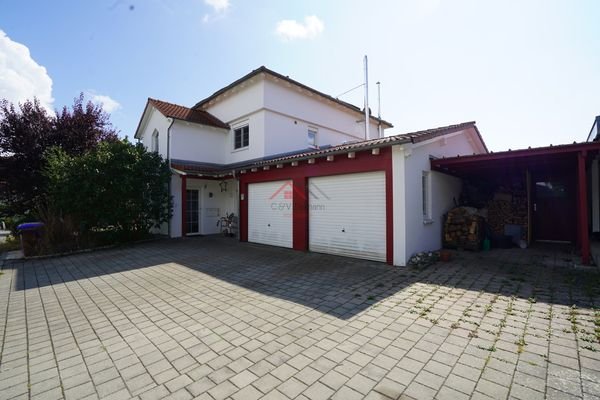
[309,171,386,262]
[248,180,293,248]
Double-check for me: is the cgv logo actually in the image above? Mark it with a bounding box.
[268,181,329,212]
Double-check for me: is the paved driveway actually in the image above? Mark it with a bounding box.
[0,237,599,400]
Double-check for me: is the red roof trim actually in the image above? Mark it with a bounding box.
[431,141,600,168]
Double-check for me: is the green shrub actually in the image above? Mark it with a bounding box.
[41,139,172,252]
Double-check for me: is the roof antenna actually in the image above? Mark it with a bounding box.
[364,55,370,140]
[376,81,382,138]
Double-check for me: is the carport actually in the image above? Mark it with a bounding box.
[431,141,600,265]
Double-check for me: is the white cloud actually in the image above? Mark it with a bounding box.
[276,15,324,41]
[202,0,230,22]
[0,30,54,112]
[204,0,230,12]
[90,94,121,113]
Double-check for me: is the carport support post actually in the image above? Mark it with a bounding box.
[181,175,187,237]
[578,151,590,264]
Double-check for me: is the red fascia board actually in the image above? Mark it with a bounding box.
[431,142,600,168]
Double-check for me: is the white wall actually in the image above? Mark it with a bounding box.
[263,78,383,142]
[170,121,227,164]
[393,128,484,265]
[263,110,363,156]
[204,79,264,124]
[392,146,407,267]
[138,107,170,159]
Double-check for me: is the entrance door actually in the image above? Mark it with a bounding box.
[533,173,575,242]
[186,189,200,235]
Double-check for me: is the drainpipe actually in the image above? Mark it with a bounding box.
[364,55,370,140]
[166,117,174,237]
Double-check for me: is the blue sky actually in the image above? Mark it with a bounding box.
[1,0,599,151]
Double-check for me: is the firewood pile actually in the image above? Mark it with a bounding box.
[486,191,528,237]
[443,207,484,250]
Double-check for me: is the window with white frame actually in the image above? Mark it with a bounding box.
[234,125,249,150]
[151,129,159,153]
[307,127,317,148]
[422,171,432,222]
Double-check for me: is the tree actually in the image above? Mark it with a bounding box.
[0,94,117,219]
[44,140,172,240]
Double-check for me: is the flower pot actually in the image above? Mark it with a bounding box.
[440,249,451,262]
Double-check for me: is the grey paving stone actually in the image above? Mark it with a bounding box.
[249,371,280,392]
[186,377,215,397]
[3,239,600,400]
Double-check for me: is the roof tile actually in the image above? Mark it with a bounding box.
[148,98,228,129]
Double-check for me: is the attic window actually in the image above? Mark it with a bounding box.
[308,128,317,148]
[152,129,159,153]
[234,125,249,150]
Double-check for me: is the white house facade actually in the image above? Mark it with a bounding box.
[134,66,488,266]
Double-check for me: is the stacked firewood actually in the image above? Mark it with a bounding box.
[443,207,484,250]
[487,191,528,236]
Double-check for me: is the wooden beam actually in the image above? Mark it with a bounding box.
[578,151,590,264]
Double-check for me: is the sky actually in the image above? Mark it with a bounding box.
[0,0,599,151]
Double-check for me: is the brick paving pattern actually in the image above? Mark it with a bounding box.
[0,237,599,399]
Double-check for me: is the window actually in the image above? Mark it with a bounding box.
[234,125,249,149]
[308,128,317,148]
[151,129,159,153]
[422,171,432,222]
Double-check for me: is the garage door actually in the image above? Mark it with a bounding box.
[309,171,386,262]
[248,180,293,248]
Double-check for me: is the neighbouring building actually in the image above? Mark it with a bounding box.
[135,66,488,266]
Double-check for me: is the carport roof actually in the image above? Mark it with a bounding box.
[431,141,600,177]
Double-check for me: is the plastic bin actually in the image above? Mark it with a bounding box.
[17,222,44,257]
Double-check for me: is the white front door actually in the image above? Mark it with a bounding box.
[308,171,386,262]
[248,180,293,248]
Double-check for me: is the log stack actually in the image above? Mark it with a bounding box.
[486,190,528,238]
[443,207,484,250]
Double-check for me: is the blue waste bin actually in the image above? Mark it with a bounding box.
[17,222,44,257]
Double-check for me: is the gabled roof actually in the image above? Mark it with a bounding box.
[192,66,394,128]
[148,98,229,129]
[171,121,483,176]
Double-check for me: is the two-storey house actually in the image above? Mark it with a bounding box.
[135,66,488,266]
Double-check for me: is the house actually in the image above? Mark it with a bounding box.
[134,66,488,266]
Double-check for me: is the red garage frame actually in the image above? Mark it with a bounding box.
[238,147,394,264]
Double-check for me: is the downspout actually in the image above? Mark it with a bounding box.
[232,169,240,239]
[166,117,174,237]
